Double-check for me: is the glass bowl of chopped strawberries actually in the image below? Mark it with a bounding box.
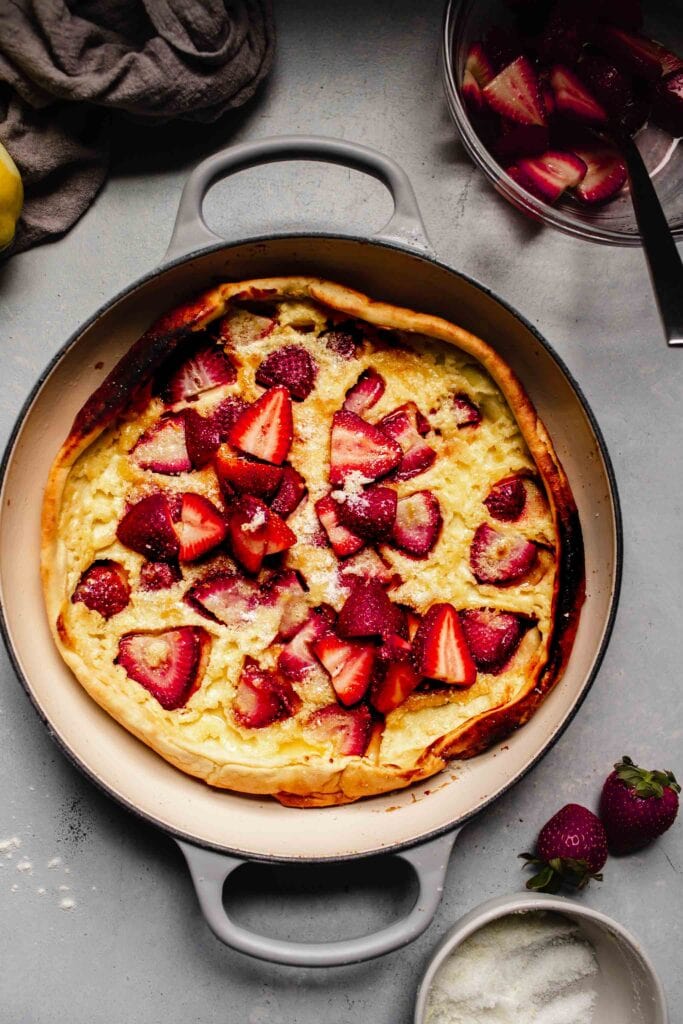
[442,0,683,245]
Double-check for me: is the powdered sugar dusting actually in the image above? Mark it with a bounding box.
[241,506,267,532]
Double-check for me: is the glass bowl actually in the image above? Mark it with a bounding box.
[442,0,683,246]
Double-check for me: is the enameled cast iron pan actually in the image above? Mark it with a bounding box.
[0,138,621,967]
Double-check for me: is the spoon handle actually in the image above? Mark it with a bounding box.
[620,134,683,348]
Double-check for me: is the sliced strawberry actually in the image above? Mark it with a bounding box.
[219,308,276,347]
[230,386,293,465]
[550,65,607,124]
[320,323,362,360]
[470,523,538,584]
[483,56,547,126]
[462,69,485,115]
[412,604,477,687]
[304,703,372,756]
[131,415,191,474]
[460,608,531,673]
[329,410,402,486]
[214,447,283,498]
[183,408,220,469]
[370,659,421,714]
[270,466,306,518]
[342,368,386,415]
[278,605,336,680]
[116,627,208,710]
[652,70,683,137]
[337,579,402,639]
[494,122,551,159]
[117,493,180,561]
[509,150,587,203]
[164,345,236,404]
[466,42,495,88]
[452,393,482,428]
[228,495,269,573]
[175,493,227,562]
[186,571,261,626]
[571,146,627,204]
[379,403,436,481]
[313,634,375,706]
[211,396,251,441]
[255,345,317,400]
[597,25,666,81]
[338,548,399,590]
[72,560,130,618]
[484,475,528,521]
[140,560,181,591]
[337,486,397,540]
[233,657,301,729]
[315,494,365,558]
[391,491,442,558]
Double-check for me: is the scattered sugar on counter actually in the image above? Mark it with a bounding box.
[425,911,598,1024]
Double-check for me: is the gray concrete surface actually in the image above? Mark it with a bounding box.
[1,2,681,1022]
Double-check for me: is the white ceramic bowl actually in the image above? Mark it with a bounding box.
[415,892,668,1024]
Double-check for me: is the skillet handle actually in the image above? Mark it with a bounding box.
[176,829,458,967]
[163,135,433,263]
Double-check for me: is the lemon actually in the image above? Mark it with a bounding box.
[0,142,23,252]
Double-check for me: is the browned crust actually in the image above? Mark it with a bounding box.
[41,276,585,808]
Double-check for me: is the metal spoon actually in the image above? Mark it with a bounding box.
[612,130,683,348]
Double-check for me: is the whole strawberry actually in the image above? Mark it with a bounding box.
[599,755,680,855]
[520,803,608,893]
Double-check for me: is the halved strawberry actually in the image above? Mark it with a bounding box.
[186,571,261,626]
[315,494,365,558]
[338,548,399,589]
[270,466,306,518]
[313,634,375,706]
[116,627,208,710]
[342,368,386,415]
[571,146,627,204]
[484,475,528,521]
[459,608,531,673]
[466,42,495,88]
[117,493,180,561]
[214,447,283,498]
[597,25,666,81]
[228,496,269,574]
[233,657,301,729]
[379,403,436,482]
[131,415,191,474]
[452,393,482,428]
[255,345,317,401]
[337,579,402,639]
[175,493,227,562]
[229,386,293,465]
[263,509,298,556]
[509,150,587,203]
[140,560,181,591]
[329,410,402,486]
[483,56,547,126]
[211,396,250,441]
[391,491,442,558]
[304,703,372,756]
[412,604,477,687]
[164,345,236,404]
[320,323,362,360]
[219,308,276,346]
[278,605,336,680]
[550,65,607,124]
[470,523,538,584]
[370,659,421,714]
[183,408,220,469]
[72,560,130,618]
[337,486,397,540]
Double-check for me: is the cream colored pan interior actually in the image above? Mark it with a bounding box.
[0,236,620,861]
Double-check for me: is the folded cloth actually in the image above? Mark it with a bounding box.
[0,0,274,254]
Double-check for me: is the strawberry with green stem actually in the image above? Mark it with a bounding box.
[599,755,680,854]
[520,803,608,893]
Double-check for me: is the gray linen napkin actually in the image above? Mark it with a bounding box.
[0,0,274,254]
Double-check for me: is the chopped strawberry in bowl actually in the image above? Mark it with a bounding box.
[443,0,683,243]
